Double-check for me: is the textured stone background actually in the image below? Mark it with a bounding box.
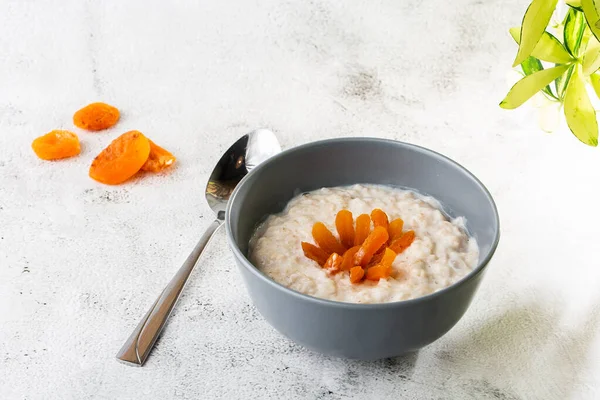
[1,0,599,399]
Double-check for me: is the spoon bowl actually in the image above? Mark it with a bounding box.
[116,129,281,366]
[206,129,281,219]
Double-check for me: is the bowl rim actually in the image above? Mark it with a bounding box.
[225,137,500,309]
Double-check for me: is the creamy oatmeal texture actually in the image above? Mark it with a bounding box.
[249,184,479,304]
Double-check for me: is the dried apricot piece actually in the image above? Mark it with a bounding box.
[89,130,151,185]
[324,253,343,274]
[301,242,329,266]
[366,264,391,281]
[380,247,397,267]
[354,214,371,246]
[350,266,365,284]
[73,102,120,131]
[141,139,176,172]
[367,250,385,267]
[388,218,404,241]
[371,209,389,230]
[341,246,361,271]
[31,130,80,160]
[374,241,388,255]
[312,222,346,255]
[335,210,355,248]
[389,230,416,254]
[354,226,389,266]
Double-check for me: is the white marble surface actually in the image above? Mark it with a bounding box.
[1,0,599,399]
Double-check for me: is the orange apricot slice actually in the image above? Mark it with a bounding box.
[367,250,384,267]
[324,253,343,274]
[141,139,176,172]
[341,246,361,271]
[380,247,397,267]
[388,218,404,241]
[301,242,329,266]
[389,230,416,254]
[374,241,388,256]
[354,226,389,266]
[349,266,365,284]
[335,210,355,248]
[89,130,151,185]
[73,102,120,131]
[354,214,371,246]
[366,248,396,278]
[371,208,389,229]
[31,130,80,160]
[312,222,346,255]
[366,264,391,281]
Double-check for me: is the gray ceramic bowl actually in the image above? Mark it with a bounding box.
[225,138,500,360]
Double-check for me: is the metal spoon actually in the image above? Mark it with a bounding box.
[116,129,281,366]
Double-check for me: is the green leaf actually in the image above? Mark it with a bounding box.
[509,27,574,64]
[521,56,559,100]
[513,0,560,67]
[580,24,593,52]
[566,0,583,11]
[564,8,587,57]
[564,65,599,146]
[555,64,575,99]
[520,56,543,75]
[500,64,570,109]
[583,35,600,74]
[582,0,600,43]
[590,72,600,97]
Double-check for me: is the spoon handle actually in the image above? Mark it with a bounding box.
[116,219,222,366]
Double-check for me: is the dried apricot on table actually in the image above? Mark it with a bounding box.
[354,214,371,246]
[312,222,346,255]
[388,218,404,241]
[323,253,343,274]
[89,130,151,185]
[389,230,415,254]
[354,226,389,266]
[301,242,329,266]
[335,210,355,248]
[341,246,361,271]
[371,208,389,229]
[73,102,120,131]
[31,130,80,160]
[349,266,365,284]
[141,139,176,172]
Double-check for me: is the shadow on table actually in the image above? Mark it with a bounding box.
[353,350,420,378]
[323,350,420,395]
[435,295,600,399]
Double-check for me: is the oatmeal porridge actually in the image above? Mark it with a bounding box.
[249,184,479,304]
